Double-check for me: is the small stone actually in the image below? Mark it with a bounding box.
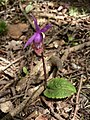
[58,6,63,11]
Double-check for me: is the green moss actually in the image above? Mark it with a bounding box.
[0,20,8,35]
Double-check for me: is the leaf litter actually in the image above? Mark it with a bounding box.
[0,0,90,120]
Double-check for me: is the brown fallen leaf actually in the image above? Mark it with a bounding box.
[0,101,14,113]
[8,23,29,39]
[35,114,48,120]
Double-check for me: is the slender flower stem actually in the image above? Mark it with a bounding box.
[41,52,47,87]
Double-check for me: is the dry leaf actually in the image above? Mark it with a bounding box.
[35,114,48,120]
[8,23,29,39]
[0,101,14,113]
[6,40,22,50]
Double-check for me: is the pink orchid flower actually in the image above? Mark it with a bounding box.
[24,15,52,55]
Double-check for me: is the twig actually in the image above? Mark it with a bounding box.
[2,40,89,119]
[10,96,30,117]
[0,89,11,99]
[39,12,65,20]
[0,57,10,63]
[0,94,24,103]
[72,76,83,120]
[61,41,90,62]
[41,97,65,120]
[41,52,47,87]
[47,31,60,45]
[49,106,65,120]
[1,83,44,119]
[0,80,15,95]
[12,41,89,117]
[18,0,35,31]
[12,84,44,116]
[25,83,44,108]
[0,56,24,73]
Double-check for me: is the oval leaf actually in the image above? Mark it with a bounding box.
[23,67,28,75]
[44,77,76,99]
[25,4,33,13]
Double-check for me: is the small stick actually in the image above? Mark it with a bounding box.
[61,41,90,62]
[18,0,35,31]
[72,76,83,120]
[0,56,24,73]
[41,97,65,120]
[41,52,47,87]
[11,84,44,117]
[0,81,14,95]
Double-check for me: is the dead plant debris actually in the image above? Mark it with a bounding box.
[0,0,90,120]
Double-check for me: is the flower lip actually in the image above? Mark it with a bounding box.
[34,33,43,43]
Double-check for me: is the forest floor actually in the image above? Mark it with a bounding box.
[0,0,90,120]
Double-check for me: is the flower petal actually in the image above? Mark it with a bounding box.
[40,24,52,33]
[31,15,40,31]
[24,33,36,48]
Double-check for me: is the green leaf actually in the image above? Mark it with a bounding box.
[23,67,28,75]
[25,4,33,13]
[68,35,74,41]
[69,7,79,17]
[44,77,76,99]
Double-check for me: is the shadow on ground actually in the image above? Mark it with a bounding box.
[45,0,90,12]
